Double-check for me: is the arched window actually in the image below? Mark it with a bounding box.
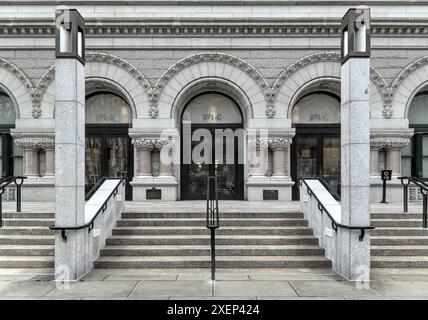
[292,93,340,124]
[403,92,428,177]
[86,92,131,124]
[0,91,22,177]
[182,92,242,124]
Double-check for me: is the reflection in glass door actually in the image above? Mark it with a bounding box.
[85,133,133,200]
[291,125,340,200]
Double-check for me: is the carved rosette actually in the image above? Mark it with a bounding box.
[269,138,292,151]
[12,135,55,151]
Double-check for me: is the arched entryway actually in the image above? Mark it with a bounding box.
[85,91,133,199]
[291,91,341,199]
[180,92,244,200]
[402,91,428,178]
[0,91,22,177]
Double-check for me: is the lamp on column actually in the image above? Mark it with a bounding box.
[341,8,370,64]
[55,9,85,64]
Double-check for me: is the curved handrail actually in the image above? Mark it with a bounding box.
[398,176,428,227]
[85,176,107,201]
[299,177,375,241]
[49,177,126,242]
[0,176,27,227]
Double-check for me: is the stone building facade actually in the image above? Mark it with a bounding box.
[0,1,426,202]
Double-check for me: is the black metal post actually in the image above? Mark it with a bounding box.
[16,183,21,213]
[0,190,3,228]
[210,227,216,281]
[423,192,428,229]
[380,179,387,203]
[403,184,408,213]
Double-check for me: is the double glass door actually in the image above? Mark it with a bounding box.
[85,126,133,200]
[291,126,340,200]
[181,126,244,200]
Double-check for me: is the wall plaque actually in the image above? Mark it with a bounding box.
[263,190,278,200]
[146,187,161,200]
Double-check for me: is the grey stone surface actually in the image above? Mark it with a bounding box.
[0,281,55,297]
[289,280,382,298]
[371,281,428,297]
[215,280,297,297]
[46,280,137,298]
[129,280,212,298]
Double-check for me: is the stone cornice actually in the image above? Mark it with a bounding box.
[370,130,414,150]
[11,133,55,150]
[1,19,428,37]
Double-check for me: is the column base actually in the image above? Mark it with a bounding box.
[245,176,294,201]
[131,176,179,201]
[370,177,403,203]
[22,176,55,202]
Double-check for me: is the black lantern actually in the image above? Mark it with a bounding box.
[341,8,370,64]
[55,9,85,64]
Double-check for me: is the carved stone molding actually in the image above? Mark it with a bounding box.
[131,138,156,151]
[32,52,152,119]
[269,138,293,150]
[12,135,55,150]
[248,138,269,148]
[370,130,413,150]
[389,55,428,118]
[153,52,270,119]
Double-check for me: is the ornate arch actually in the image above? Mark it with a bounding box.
[34,52,152,119]
[272,52,389,119]
[152,52,270,119]
[0,58,34,119]
[390,55,428,119]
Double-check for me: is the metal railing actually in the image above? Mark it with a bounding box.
[299,177,374,241]
[49,177,126,241]
[85,176,107,201]
[398,176,428,228]
[206,176,219,281]
[0,176,26,228]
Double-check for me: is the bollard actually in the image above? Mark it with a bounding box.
[380,170,392,203]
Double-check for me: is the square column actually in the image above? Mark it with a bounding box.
[54,9,90,280]
[338,8,371,281]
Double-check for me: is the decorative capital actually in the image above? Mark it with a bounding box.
[131,138,155,151]
[269,138,292,150]
[370,137,411,150]
[13,136,55,150]
[248,138,269,148]
[153,138,174,150]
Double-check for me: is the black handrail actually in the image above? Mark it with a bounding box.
[49,177,126,242]
[206,176,219,281]
[398,176,428,228]
[299,177,374,241]
[85,176,107,201]
[0,176,27,228]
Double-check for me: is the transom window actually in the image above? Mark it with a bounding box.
[292,93,340,124]
[86,92,131,124]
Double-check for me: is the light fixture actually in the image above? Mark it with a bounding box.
[341,8,370,64]
[55,9,85,64]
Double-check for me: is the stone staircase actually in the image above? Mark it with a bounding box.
[94,210,332,269]
[0,211,54,268]
[371,211,428,268]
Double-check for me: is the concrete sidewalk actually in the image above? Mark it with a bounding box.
[1,268,428,300]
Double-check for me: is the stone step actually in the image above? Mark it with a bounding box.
[372,245,428,256]
[0,235,54,245]
[94,255,332,269]
[106,235,319,246]
[100,245,325,256]
[371,256,428,268]
[371,236,428,246]
[0,256,54,268]
[2,219,53,227]
[2,212,55,219]
[122,212,303,219]
[0,227,53,236]
[372,227,428,236]
[371,213,422,219]
[112,226,314,236]
[116,218,308,227]
[0,245,54,256]
[371,219,423,228]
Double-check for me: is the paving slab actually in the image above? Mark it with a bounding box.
[257,296,345,300]
[45,280,137,298]
[0,281,55,297]
[80,273,109,281]
[249,274,343,281]
[288,280,383,298]
[178,274,250,281]
[0,275,36,281]
[105,274,178,281]
[169,296,257,300]
[130,280,212,298]
[214,281,297,297]
[371,281,428,297]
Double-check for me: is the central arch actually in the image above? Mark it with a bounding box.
[179,90,245,200]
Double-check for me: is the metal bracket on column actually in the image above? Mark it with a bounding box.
[61,229,68,242]
[359,228,365,241]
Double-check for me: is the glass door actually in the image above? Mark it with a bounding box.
[85,131,133,200]
[291,125,340,200]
